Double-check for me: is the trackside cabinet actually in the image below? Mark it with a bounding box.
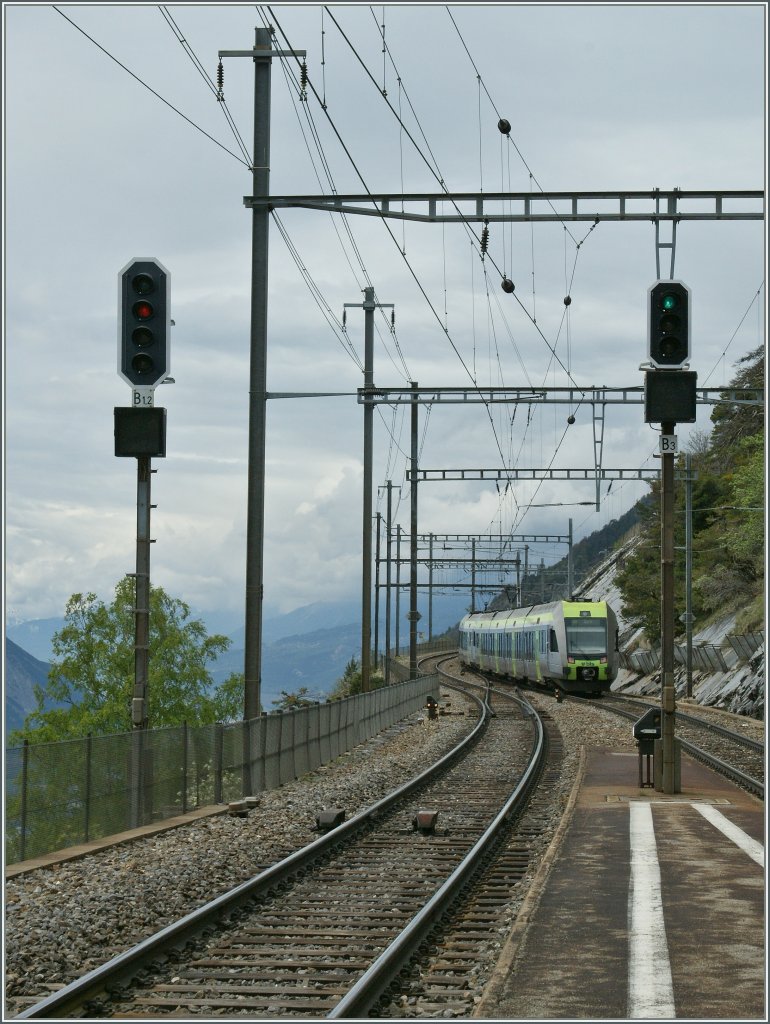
[633,708,681,790]
[633,708,661,787]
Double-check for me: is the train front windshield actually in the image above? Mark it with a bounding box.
[565,618,608,659]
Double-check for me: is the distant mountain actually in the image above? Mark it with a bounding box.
[4,638,58,736]
[5,617,64,664]
[252,599,361,647]
[209,621,362,708]
[5,591,470,723]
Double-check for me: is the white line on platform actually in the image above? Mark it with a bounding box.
[628,802,676,1019]
[692,802,765,868]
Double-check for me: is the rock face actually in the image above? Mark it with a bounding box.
[576,540,765,720]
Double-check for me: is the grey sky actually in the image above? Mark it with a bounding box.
[3,2,766,630]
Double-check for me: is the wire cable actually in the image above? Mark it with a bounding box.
[52,6,250,168]
[701,282,765,386]
[158,5,252,165]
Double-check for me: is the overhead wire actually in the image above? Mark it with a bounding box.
[158,5,252,165]
[60,2,414,505]
[701,282,765,386]
[261,6,412,386]
[52,6,251,167]
[346,7,588,546]
[325,5,582,391]
[251,6,420,526]
[304,8,535,483]
[267,7,516,491]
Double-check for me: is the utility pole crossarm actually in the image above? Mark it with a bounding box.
[245,189,764,223]
[219,48,306,58]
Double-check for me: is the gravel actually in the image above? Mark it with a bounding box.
[4,696,474,1013]
[2,684,707,1017]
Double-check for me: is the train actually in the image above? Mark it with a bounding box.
[458,599,619,697]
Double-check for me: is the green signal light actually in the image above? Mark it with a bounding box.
[661,293,677,311]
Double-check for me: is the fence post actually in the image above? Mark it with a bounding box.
[19,739,29,863]
[214,723,224,805]
[84,732,93,842]
[182,721,188,815]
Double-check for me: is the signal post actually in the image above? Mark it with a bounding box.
[644,279,695,794]
[115,258,170,825]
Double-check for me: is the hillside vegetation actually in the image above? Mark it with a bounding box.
[615,347,764,640]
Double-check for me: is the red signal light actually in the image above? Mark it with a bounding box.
[133,300,154,320]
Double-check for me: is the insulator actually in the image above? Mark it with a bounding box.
[391,310,395,331]
[216,60,224,102]
[501,277,515,294]
[300,61,308,99]
[480,223,489,255]
[342,309,347,330]
[498,117,511,135]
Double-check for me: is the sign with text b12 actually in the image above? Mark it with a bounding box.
[118,258,170,388]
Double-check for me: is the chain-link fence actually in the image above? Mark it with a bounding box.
[5,675,436,866]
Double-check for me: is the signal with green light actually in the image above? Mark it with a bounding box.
[648,280,690,369]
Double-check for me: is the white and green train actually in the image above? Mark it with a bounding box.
[458,599,619,696]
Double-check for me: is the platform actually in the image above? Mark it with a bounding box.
[476,746,765,1020]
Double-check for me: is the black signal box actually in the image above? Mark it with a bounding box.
[644,371,697,424]
[115,407,167,457]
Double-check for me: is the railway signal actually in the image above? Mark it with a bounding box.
[648,280,690,369]
[119,258,170,388]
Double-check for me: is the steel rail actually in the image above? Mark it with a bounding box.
[678,739,764,799]
[606,694,764,752]
[328,676,545,1018]
[603,702,763,799]
[18,683,488,1020]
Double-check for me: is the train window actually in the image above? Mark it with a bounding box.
[550,628,559,653]
[565,618,607,658]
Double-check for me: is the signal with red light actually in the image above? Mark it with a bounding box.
[118,258,170,388]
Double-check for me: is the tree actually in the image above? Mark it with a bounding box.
[327,657,385,700]
[616,347,765,643]
[271,687,320,710]
[614,493,663,638]
[10,579,243,743]
[708,346,764,471]
[726,433,764,570]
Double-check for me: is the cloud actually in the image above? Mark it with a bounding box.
[3,3,765,631]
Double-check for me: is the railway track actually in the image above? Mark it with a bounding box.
[469,669,763,799]
[19,670,549,1020]
[368,659,567,1018]
[603,693,764,798]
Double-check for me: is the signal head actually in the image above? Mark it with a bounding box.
[647,280,690,370]
[118,259,170,388]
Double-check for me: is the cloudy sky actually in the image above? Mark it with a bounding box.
[3,2,766,634]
